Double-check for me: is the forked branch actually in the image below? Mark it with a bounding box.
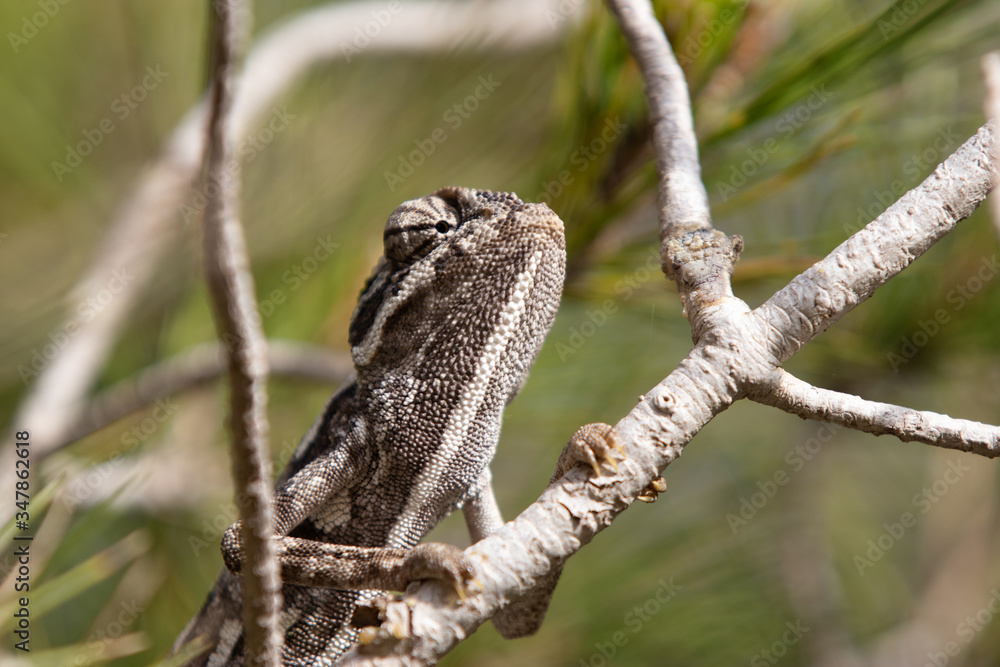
[339,1,1000,664]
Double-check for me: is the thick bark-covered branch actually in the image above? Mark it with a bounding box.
[338,344,741,665]
[752,369,1000,458]
[334,9,1000,663]
[337,121,1000,665]
[756,122,997,363]
[202,2,281,664]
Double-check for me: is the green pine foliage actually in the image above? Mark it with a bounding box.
[1,0,998,664]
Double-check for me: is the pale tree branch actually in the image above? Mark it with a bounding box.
[339,346,726,665]
[985,51,1000,238]
[605,0,710,238]
[54,341,351,452]
[755,122,997,363]
[605,0,741,339]
[337,125,999,662]
[751,369,1000,458]
[334,2,1000,662]
[202,1,280,664]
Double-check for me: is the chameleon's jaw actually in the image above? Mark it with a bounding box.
[515,201,566,235]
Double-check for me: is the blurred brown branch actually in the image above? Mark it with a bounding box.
[201,0,281,663]
[54,341,351,452]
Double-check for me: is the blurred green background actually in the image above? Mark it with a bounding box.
[2,0,999,664]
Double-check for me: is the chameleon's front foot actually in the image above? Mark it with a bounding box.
[274,538,477,598]
[493,424,625,640]
[221,523,475,599]
[552,422,623,481]
[553,423,667,502]
[398,543,477,600]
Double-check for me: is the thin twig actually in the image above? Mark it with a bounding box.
[335,126,1000,666]
[203,1,281,664]
[54,341,351,451]
[605,0,712,239]
[333,13,1000,663]
[605,0,741,336]
[753,369,1000,457]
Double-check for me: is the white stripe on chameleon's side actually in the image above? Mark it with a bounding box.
[387,251,541,547]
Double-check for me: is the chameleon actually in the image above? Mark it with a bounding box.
[173,186,621,665]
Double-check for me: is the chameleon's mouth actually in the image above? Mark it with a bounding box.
[508,203,566,244]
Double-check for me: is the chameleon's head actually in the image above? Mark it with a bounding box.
[349,187,566,404]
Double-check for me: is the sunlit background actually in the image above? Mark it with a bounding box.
[1,0,999,664]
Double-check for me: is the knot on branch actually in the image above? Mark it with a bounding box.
[663,230,743,333]
[662,230,742,284]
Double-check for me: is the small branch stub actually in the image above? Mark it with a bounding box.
[664,230,743,337]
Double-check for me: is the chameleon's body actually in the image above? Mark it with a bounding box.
[175,187,570,665]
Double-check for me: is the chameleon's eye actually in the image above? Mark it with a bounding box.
[383,195,461,265]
